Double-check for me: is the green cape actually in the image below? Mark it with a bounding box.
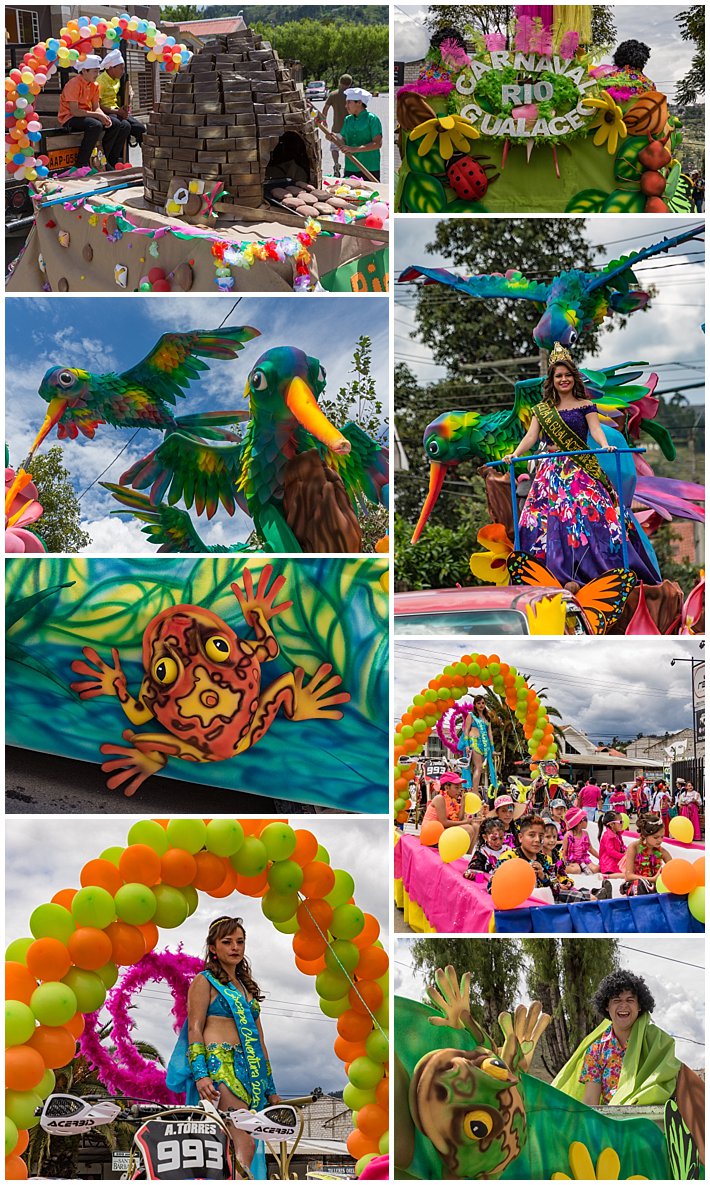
[552,1012,680,1105]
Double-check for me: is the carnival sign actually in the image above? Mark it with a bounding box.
[456,51,597,139]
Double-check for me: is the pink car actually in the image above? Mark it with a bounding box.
[394,585,593,635]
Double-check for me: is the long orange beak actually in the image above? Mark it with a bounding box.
[411,462,448,544]
[285,377,350,455]
[26,397,68,460]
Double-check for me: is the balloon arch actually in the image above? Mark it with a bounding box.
[4,818,389,1180]
[393,651,558,819]
[5,13,192,181]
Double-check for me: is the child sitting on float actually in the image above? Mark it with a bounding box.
[620,812,671,896]
[463,817,506,880]
[598,810,627,879]
[549,797,567,840]
[496,814,548,887]
[422,771,481,853]
[491,793,525,849]
[561,807,600,874]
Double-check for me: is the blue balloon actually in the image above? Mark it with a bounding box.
[166,36,176,46]
[17,83,29,95]
[36,165,49,177]
[13,153,25,165]
[28,132,41,142]
[78,16,89,25]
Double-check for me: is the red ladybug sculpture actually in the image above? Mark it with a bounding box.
[445,154,491,201]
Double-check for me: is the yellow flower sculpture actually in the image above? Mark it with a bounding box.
[410,114,480,160]
[525,594,568,636]
[583,92,628,154]
[469,523,513,584]
[552,1141,648,1180]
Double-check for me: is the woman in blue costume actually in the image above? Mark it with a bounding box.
[167,916,280,1179]
[502,345,660,586]
[462,696,498,804]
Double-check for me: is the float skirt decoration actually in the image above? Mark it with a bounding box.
[4,818,389,1181]
[6,557,388,811]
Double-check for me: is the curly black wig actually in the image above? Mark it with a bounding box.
[430,26,468,53]
[613,39,651,71]
[592,970,656,1018]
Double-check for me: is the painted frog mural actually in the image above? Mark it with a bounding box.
[70,564,350,795]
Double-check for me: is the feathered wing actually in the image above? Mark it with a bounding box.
[331,423,389,508]
[398,265,551,303]
[586,224,704,294]
[101,484,243,552]
[118,327,261,409]
[119,430,247,519]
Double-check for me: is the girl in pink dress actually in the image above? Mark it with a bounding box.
[678,783,702,841]
[620,812,671,895]
[597,811,626,878]
[562,807,600,874]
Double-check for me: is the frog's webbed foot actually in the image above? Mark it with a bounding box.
[427,965,492,1045]
[71,646,128,701]
[498,1002,551,1072]
[232,564,293,625]
[99,729,173,796]
[290,663,350,721]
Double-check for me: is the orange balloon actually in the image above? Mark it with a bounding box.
[357,1103,388,1141]
[490,858,536,910]
[64,1012,85,1039]
[6,1045,46,1091]
[292,829,319,867]
[153,818,170,829]
[6,962,38,1005]
[662,858,696,895]
[292,931,326,961]
[693,857,705,888]
[160,848,197,888]
[80,858,123,895]
[334,1036,367,1063]
[14,1130,29,1156]
[349,981,383,1016]
[294,954,326,976]
[68,927,113,971]
[118,844,161,886]
[337,1010,372,1043]
[5,1154,29,1180]
[27,1025,76,1069]
[396,810,409,824]
[26,937,72,982]
[236,870,268,898]
[355,947,389,981]
[375,1076,388,1109]
[419,820,444,846]
[106,921,146,965]
[353,914,380,950]
[297,898,333,935]
[207,865,238,898]
[193,852,229,892]
[346,1129,379,1161]
[300,861,336,899]
[52,888,77,910]
[137,921,159,953]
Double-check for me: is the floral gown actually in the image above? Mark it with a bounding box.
[518,404,659,585]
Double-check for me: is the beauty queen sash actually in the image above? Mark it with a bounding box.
[535,399,616,496]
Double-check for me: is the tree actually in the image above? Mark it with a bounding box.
[252,19,388,89]
[25,447,91,553]
[161,4,205,20]
[424,6,616,50]
[410,937,524,1037]
[522,938,620,1077]
[675,7,705,105]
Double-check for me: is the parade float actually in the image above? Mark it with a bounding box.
[5,556,388,810]
[392,651,705,934]
[394,968,704,1179]
[20,325,389,554]
[398,225,705,636]
[6,15,389,293]
[4,818,389,1181]
[395,8,692,215]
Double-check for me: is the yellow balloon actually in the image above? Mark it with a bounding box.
[438,826,470,863]
[669,815,694,844]
[464,792,483,815]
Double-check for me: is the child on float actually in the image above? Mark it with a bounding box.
[464,817,506,880]
[549,798,567,840]
[422,771,481,852]
[492,793,523,849]
[561,807,600,874]
[495,814,547,887]
[597,810,627,879]
[620,812,672,895]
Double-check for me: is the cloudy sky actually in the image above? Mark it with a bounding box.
[5,815,389,1099]
[5,295,389,555]
[395,216,705,405]
[393,935,705,1071]
[395,637,703,742]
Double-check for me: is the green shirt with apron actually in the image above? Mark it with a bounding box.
[341,109,382,176]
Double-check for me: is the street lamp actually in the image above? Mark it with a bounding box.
[670,645,705,765]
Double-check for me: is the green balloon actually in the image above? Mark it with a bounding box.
[6,937,33,964]
[316,970,351,1001]
[166,818,207,855]
[98,961,119,989]
[688,886,705,923]
[31,982,77,1027]
[324,940,360,976]
[152,884,189,928]
[5,1089,42,1131]
[37,1067,56,1100]
[319,994,350,1018]
[127,820,170,855]
[261,890,299,924]
[348,1055,385,1090]
[316,844,331,866]
[115,883,157,925]
[330,903,365,941]
[342,1082,376,1111]
[205,819,244,857]
[230,837,268,877]
[71,886,116,930]
[182,885,199,916]
[5,1116,18,1157]
[365,1029,389,1064]
[30,903,76,944]
[267,860,303,894]
[62,968,106,1013]
[100,845,126,866]
[326,870,355,909]
[356,1154,376,1176]
[373,998,389,1029]
[656,875,669,895]
[379,1130,389,1155]
[272,915,300,935]
[6,1000,36,1047]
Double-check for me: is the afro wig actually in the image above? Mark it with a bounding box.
[592,970,656,1018]
[613,39,651,71]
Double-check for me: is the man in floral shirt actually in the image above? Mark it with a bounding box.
[579,971,656,1104]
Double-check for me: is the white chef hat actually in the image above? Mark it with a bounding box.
[344,87,372,105]
[74,54,102,71]
[102,49,125,69]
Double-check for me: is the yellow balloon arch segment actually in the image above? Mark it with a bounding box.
[393,651,558,818]
[4,818,389,1180]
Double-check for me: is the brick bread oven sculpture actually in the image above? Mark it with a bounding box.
[142,30,322,211]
